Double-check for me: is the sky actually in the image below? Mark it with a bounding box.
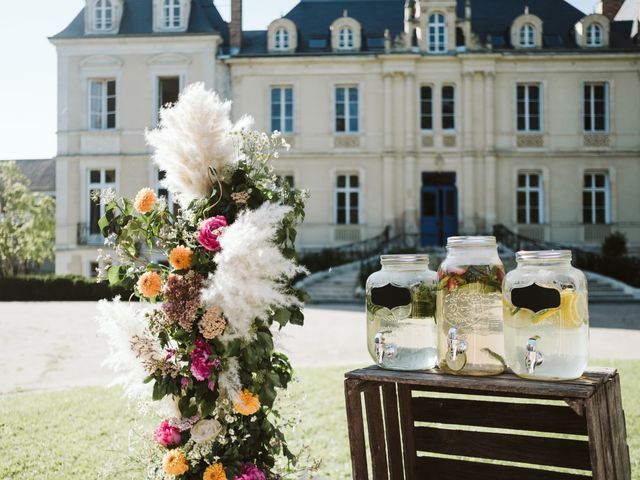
[0,0,597,161]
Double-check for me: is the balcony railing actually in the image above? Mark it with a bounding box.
[77,223,104,246]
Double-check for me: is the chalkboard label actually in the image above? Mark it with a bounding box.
[511,284,561,313]
[371,284,412,309]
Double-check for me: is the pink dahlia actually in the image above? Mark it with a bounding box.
[197,215,228,252]
[235,463,266,480]
[153,419,182,448]
[190,338,218,381]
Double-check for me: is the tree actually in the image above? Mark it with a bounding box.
[0,162,55,276]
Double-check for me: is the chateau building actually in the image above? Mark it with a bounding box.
[52,0,640,275]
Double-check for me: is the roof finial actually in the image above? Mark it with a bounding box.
[343,9,348,17]
[524,5,529,14]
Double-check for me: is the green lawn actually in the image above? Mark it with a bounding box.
[0,361,638,479]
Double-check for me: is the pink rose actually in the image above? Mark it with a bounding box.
[235,463,266,480]
[153,419,182,447]
[190,338,217,381]
[197,215,228,252]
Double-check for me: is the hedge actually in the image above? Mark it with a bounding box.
[0,275,134,301]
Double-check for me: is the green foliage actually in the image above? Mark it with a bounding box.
[0,162,55,277]
[602,231,628,258]
[0,275,132,301]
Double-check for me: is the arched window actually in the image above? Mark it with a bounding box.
[95,0,113,31]
[163,0,181,28]
[519,23,536,47]
[586,23,603,47]
[274,28,290,50]
[428,13,447,53]
[338,27,354,49]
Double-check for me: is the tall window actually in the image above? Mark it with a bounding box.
[420,86,433,130]
[519,23,536,47]
[336,174,360,224]
[583,172,610,224]
[88,169,116,236]
[583,82,609,132]
[517,172,543,224]
[586,23,603,47]
[163,0,181,28]
[517,84,541,132]
[157,76,180,123]
[335,86,359,133]
[271,86,294,134]
[428,13,447,53]
[338,27,354,49]
[441,85,455,130]
[95,0,113,31]
[89,79,116,130]
[274,28,290,50]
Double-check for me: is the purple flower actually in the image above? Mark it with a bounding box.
[235,463,266,480]
[207,378,216,391]
[190,338,217,381]
[180,377,189,389]
[162,273,204,332]
[197,215,228,252]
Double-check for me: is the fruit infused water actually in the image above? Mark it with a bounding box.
[436,236,506,376]
[502,250,589,381]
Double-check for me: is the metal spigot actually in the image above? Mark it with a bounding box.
[524,337,544,374]
[447,327,467,363]
[374,331,396,365]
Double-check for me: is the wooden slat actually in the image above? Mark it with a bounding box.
[585,382,614,479]
[411,396,588,435]
[345,366,615,400]
[345,378,369,480]
[604,374,632,479]
[413,426,592,470]
[415,456,592,480]
[364,386,389,480]
[397,384,416,479]
[381,383,405,480]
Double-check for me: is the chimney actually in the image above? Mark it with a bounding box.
[230,0,242,54]
[597,0,625,20]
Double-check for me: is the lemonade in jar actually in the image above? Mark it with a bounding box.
[503,250,589,381]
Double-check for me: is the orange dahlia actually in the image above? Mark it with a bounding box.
[169,246,193,270]
[234,389,261,416]
[203,462,227,480]
[162,449,189,476]
[134,187,157,213]
[137,271,162,298]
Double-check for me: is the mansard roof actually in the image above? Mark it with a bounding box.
[53,0,229,42]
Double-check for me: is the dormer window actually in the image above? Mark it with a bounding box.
[163,0,181,29]
[519,23,536,47]
[586,23,603,47]
[338,27,354,50]
[275,28,290,50]
[428,13,447,53]
[95,0,113,31]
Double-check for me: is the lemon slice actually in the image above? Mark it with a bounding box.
[532,290,585,328]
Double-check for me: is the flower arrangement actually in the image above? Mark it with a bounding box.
[96,83,309,479]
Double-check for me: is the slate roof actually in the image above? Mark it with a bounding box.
[14,159,56,194]
[53,0,228,42]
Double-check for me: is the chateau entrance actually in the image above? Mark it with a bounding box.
[420,172,458,246]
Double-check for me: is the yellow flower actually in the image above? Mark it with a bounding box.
[234,389,261,416]
[162,449,189,476]
[137,271,162,298]
[169,246,193,270]
[134,187,157,213]
[203,462,227,480]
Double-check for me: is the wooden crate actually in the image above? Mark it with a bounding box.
[344,366,630,480]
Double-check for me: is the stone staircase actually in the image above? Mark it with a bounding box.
[298,261,363,304]
[586,273,640,303]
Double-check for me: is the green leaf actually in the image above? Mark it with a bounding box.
[290,308,304,326]
[107,265,122,286]
[98,215,110,236]
[272,309,291,328]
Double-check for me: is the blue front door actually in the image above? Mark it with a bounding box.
[420,185,458,246]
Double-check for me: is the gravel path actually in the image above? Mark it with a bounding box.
[0,301,638,395]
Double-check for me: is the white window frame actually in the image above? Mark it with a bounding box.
[335,86,359,134]
[583,172,611,224]
[586,23,603,47]
[516,172,544,224]
[270,86,294,134]
[428,13,447,53]
[516,83,542,132]
[420,85,434,131]
[441,84,456,131]
[163,0,181,29]
[335,173,361,225]
[583,82,609,132]
[88,79,116,130]
[95,0,113,31]
[519,23,536,48]
[274,28,290,50]
[338,27,354,50]
[87,168,117,242]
